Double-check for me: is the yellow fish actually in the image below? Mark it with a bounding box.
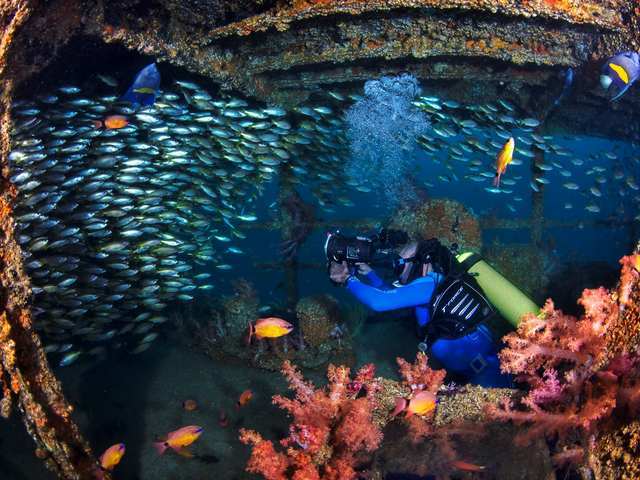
[99,443,125,470]
[95,443,125,479]
[406,391,437,417]
[154,425,203,457]
[248,317,293,342]
[493,137,515,188]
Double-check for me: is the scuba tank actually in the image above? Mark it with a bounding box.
[455,252,539,329]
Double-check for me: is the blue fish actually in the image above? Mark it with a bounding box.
[600,51,640,102]
[553,67,573,107]
[121,63,160,107]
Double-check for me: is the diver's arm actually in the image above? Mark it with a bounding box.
[363,270,387,288]
[346,275,438,312]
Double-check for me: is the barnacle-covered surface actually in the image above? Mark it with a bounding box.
[590,420,640,480]
[370,384,552,479]
[222,280,260,341]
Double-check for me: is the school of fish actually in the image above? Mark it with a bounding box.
[412,95,639,218]
[8,73,357,366]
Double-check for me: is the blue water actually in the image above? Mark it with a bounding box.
[5,50,638,480]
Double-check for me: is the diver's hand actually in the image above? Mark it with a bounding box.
[330,261,350,284]
[356,263,372,275]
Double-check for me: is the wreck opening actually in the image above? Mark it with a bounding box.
[2,1,640,479]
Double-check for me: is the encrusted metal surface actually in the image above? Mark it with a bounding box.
[1,2,102,479]
[91,0,634,91]
[207,0,625,39]
[82,0,640,137]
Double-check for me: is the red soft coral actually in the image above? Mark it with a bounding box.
[397,352,446,394]
[618,254,640,308]
[487,254,640,467]
[239,429,289,480]
[335,397,382,453]
[241,360,383,479]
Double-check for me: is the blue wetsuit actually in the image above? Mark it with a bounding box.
[346,270,512,387]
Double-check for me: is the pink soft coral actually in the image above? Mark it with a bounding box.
[487,254,640,468]
[240,361,382,479]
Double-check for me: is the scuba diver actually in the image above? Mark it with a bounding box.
[327,232,523,388]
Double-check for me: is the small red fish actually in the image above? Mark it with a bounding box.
[218,409,229,428]
[248,317,293,343]
[237,389,253,409]
[92,115,129,130]
[451,460,486,472]
[153,425,203,456]
[391,397,407,418]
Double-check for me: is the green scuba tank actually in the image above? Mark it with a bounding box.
[455,252,539,329]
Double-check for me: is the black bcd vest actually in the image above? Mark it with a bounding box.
[424,270,496,343]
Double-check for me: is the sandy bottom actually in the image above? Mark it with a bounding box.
[0,314,419,480]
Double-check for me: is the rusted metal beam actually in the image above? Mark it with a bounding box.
[206,0,624,41]
[87,0,640,138]
[244,216,636,232]
[0,2,102,479]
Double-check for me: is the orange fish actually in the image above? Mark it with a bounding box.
[99,443,125,470]
[493,137,515,188]
[103,115,129,130]
[237,389,253,409]
[451,460,486,472]
[406,391,437,417]
[248,317,293,343]
[153,425,203,456]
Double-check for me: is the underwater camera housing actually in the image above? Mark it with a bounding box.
[324,228,409,267]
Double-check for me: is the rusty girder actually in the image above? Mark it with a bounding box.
[0,2,102,479]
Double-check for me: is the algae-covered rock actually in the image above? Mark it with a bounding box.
[222,279,258,340]
[391,198,482,252]
[296,294,340,348]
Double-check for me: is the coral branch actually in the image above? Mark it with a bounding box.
[396,352,446,394]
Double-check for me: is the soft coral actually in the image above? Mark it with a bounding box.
[240,361,382,479]
[487,254,640,468]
